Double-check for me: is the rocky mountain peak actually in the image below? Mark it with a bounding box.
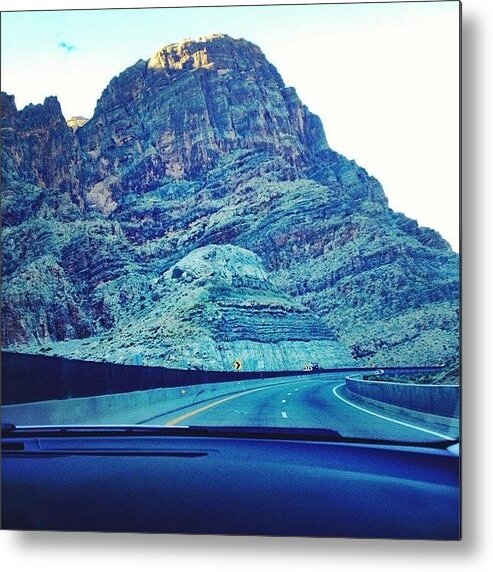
[77,33,329,204]
[147,33,266,74]
[1,93,65,131]
[67,116,89,131]
[1,92,82,200]
[19,96,66,130]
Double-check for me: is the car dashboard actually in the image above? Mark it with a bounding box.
[1,426,460,539]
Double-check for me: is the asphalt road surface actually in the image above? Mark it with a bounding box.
[138,373,458,443]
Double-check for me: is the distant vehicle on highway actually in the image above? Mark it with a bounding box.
[303,363,320,372]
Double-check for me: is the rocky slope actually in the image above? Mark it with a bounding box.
[41,245,353,370]
[1,34,459,368]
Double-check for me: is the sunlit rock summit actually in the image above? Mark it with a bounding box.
[77,34,330,210]
[1,34,459,369]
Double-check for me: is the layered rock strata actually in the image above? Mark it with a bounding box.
[41,245,353,370]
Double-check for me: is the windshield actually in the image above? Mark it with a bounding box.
[0,4,460,445]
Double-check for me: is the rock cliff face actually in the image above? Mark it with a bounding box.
[1,94,83,210]
[1,34,459,368]
[77,34,328,212]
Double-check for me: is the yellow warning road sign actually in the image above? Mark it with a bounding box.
[233,359,242,371]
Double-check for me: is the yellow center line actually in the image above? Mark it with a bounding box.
[164,384,287,426]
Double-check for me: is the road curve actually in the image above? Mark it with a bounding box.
[139,373,458,443]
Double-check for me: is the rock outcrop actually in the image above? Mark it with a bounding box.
[1,93,83,210]
[1,34,459,368]
[41,245,353,370]
[76,34,328,212]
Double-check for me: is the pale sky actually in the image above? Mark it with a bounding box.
[0,0,460,251]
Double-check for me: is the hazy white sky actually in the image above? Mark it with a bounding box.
[0,0,460,251]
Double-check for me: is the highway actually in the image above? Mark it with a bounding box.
[138,373,458,443]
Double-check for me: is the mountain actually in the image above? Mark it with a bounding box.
[0,34,459,369]
[66,116,89,131]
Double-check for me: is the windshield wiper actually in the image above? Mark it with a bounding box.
[1,424,191,438]
[187,425,344,441]
[185,426,459,448]
[1,423,459,448]
[0,424,342,440]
